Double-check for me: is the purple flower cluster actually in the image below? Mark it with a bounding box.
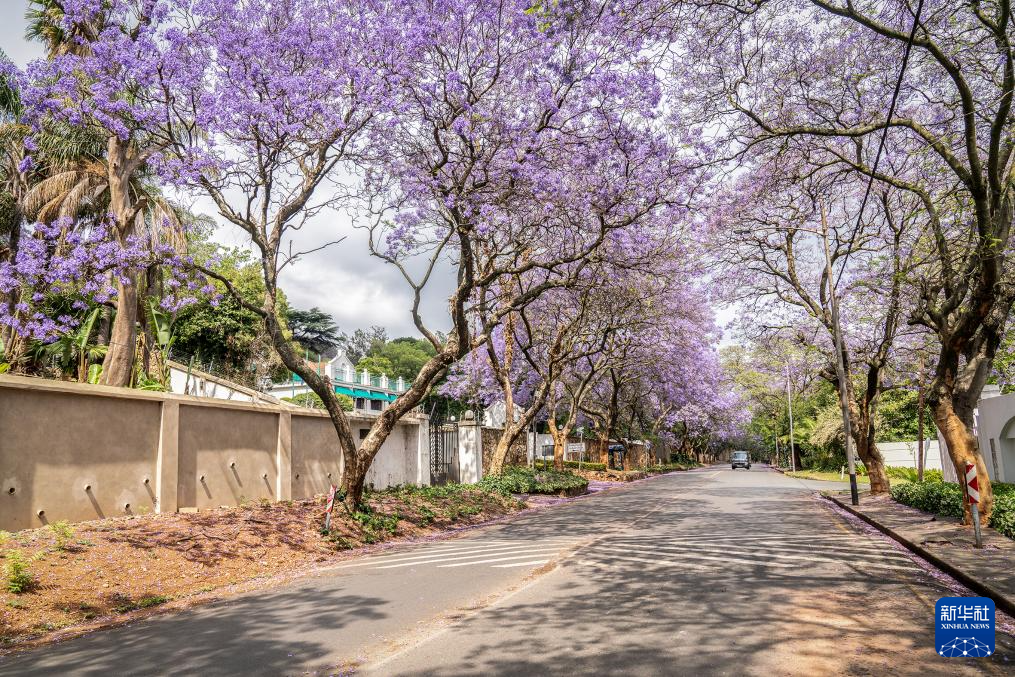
[0,219,209,342]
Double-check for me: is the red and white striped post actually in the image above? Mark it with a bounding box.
[965,463,983,549]
[324,484,338,534]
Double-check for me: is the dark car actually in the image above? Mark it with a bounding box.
[731,450,751,470]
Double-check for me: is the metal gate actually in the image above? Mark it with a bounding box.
[429,407,459,485]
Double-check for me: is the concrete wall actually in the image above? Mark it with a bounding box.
[0,375,424,531]
[877,441,943,471]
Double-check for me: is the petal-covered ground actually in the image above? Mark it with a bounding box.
[0,485,523,649]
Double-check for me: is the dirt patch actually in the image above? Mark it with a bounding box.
[0,486,522,649]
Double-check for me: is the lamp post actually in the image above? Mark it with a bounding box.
[786,361,796,473]
[821,203,859,505]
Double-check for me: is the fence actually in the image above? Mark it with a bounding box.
[0,374,429,531]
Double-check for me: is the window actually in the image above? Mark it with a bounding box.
[370,399,383,411]
[359,429,369,440]
[355,397,365,409]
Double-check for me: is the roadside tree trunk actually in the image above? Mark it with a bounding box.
[100,138,139,388]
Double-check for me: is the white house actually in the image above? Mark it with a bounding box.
[264,350,408,414]
[936,384,1015,483]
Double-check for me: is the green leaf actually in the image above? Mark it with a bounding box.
[86,363,102,384]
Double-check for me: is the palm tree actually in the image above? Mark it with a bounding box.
[24,0,103,58]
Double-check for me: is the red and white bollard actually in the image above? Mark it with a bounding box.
[324,484,338,533]
[965,463,983,549]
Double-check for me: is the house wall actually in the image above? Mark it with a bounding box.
[876,441,943,471]
[0,374,424,531]
[974,391,1015,483]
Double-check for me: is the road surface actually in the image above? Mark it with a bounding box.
[2,466,1012,676]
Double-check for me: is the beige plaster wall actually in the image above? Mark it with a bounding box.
[0,375,423,531]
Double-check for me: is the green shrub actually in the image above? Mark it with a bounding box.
[885,466,944,483]
[890,481,964,518]
[892,480,1015,540]
[351,507,399,543]
[4,551,36,594]
[478,466,588,496]
[48,521,75,550]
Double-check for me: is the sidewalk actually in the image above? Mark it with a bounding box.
[826,491,1015,616]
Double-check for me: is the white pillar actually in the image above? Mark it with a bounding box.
[417,416,431,486]
[458,411,482,483]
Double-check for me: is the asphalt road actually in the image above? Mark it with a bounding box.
[2,466,1013,676]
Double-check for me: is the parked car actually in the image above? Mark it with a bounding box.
[731,450,751,470]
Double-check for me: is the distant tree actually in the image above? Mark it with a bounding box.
[377,338,435,381]
[340,326,388,364]
[288,307,340,358]
[356,355,393,379]
[283,391,353,412]
[172,248,288,386]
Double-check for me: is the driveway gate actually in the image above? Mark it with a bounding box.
[429,407,459,485]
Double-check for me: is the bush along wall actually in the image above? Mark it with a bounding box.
[478,466,589,497]
[891,481,1015,540]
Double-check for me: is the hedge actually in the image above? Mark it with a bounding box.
[884,466,944,483]
[891,480,1015,540]
[478,466,589,496]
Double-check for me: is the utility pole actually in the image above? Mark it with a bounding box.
[821,203,859,505]
[917,350,925,483]
[786,361,796,473]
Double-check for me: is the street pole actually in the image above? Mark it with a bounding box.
[786,361,796,473]
[821,203,859,506]
[917,350,925,483]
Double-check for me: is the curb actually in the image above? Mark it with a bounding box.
[825,494,1015,618]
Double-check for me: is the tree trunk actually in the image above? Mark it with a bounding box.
[932,393,993,524]
[99,138,138,387]
[850,402,890,494]
[100,278,138,387]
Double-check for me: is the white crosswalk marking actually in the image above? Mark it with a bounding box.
[437,553,560,568]
[491,560,549,568]
[607,543,913,571]
[336,539,578,571]
[591,546,796,569]
[335,541,573,569]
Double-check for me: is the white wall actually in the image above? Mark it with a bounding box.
[877,441,942,470]
[975,391,1015,483]
[167,361,276,403]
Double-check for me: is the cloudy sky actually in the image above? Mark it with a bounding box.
[2,6,456,340]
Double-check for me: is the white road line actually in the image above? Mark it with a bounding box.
[621,539,909,568]
[586,550,795,570]
[436,553,561,568]
[334,542,574,569]
[490,560,550,568]
[604,543,913,571]
[591,546,796,569]
[376,547,563,569]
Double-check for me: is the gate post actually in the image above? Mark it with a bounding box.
[458,411,482,484]
[417,415,431,486]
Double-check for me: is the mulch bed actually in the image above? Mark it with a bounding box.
[0,487,522,650]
